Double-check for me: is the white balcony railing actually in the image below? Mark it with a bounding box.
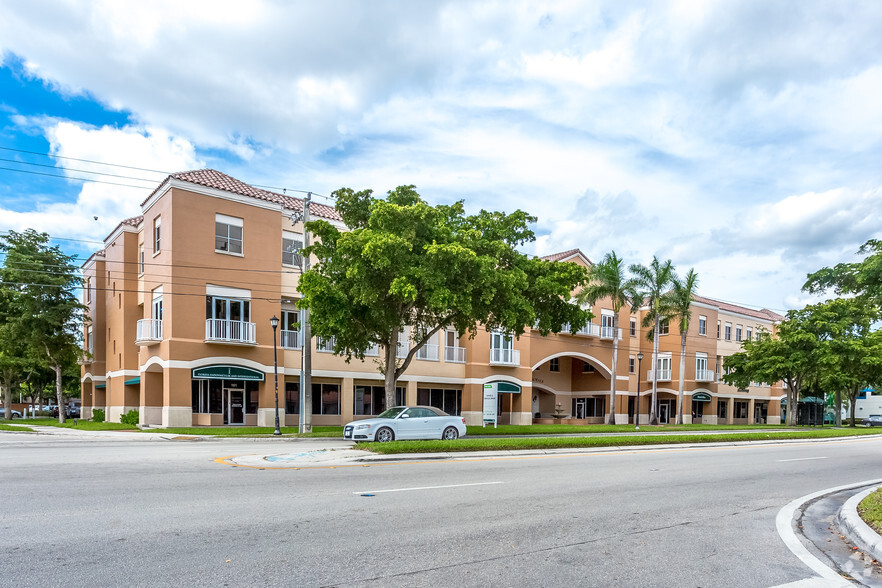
[600,326,623,340]
[136,319,163,344]
[647,368,672,382]
[445,346,466,363]
[396,341,409,359]
[416,343,439,361]
[365,344,380,357]
[695,369,715,382]
[316,336,335,352]
[280,329,301,349]
[205,319,256,344]
[490,348,520,366]
[576,323,601,337]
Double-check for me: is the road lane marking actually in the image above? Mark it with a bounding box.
[775,478,882,587]
[352,481,503,495]
[777,457,828,462]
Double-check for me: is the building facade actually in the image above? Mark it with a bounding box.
[80,170,784,428]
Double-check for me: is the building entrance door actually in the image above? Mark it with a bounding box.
[574,398,587,419]
[224,385,245,425]
[658,401,670,424]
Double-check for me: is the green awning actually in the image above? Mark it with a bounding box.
[192,365,265,382]
[801,397,825,404]
[124,377,141,386]
[495,382,521,393]
[95,383,106,389]
[692,392,711,402]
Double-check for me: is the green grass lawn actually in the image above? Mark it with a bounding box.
[465,423,802,436]
[859,488,882,535]
[0,423,34,432]
[15,417,136,431]
[360,427,882,454]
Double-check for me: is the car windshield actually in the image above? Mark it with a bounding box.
[376,407,407,419]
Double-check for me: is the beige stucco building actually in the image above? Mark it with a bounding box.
[80,170,784,428]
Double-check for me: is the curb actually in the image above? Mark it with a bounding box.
[838,485,882,562]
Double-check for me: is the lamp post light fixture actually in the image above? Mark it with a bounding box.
[635,352,644,430]
[270,315,282,436]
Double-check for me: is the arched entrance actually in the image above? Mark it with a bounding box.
[531,354,613,423]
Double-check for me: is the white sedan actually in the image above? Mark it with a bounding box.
[344,406,467,442]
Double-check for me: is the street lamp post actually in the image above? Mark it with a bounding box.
[635,352,644,430]
[270,315,281,436]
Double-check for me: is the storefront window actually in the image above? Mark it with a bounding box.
[285,382,299,414]
[416,388,461,415]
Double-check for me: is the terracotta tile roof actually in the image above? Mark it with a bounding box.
[120,215,143,227]
[140,169,342,222]
[540,248,592,264]
[693,294,785,322]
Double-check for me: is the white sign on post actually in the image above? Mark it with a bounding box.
[483,383,498,428]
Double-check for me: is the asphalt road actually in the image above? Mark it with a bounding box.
[2,431,881,587]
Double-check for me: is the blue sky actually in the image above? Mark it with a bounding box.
[1,0,881,312]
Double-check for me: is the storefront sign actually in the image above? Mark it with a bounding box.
[692,391,711,402]
[483,384,498,427]
[191,365,265,382]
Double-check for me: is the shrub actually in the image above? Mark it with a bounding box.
[120,409,139,426]
[91,409,105,423]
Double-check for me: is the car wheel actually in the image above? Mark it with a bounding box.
[375,427,394,442]
[442,426,459,440]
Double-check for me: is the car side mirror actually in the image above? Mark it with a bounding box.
[400,414,410,419]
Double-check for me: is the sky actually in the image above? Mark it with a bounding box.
[1,0,881,315]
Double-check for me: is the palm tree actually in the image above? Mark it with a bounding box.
[576,251,635,424]
[630,256,676,426]
[669,268,699,425]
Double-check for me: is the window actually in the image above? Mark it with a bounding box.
[490,330,515,363]
[417,388,462,415]
[139,245,145,275]
[695,353,708,380]
[153,216,161,254]
[659,319,669,335]
[215,214,243,254]
[572,397,605,418]
[698,315,707,336]
[355,386,407,415]
[629,356,635,374]
[724,322,732,341]
[86,326,93,353]
[279,309,300,348]
[583,361,595,373]
[285,382,300,414]
[191,380,223,414]
[656,354,672,377]
[746,327,753,341]
[85,277,91,303]
[312,383,341,415]
[549,358,559,372]
[316,336,335,352]
[734,400,748,419]
[717,321,721,339]
[630,318,636,337]
[717,401,728,420]
[601,310,615,338]
[445,329,465,362]
[282,231,303,267]
[735,325,742,342]
[206,296,250,322]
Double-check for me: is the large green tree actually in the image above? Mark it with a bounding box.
[0,229,85,423]
[804,239,882,303]
[299,185,591,410]
[576,251,635,424]
[630,256,676,425]
[668,268,699,425]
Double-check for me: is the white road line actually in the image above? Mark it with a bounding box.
[775,478,882,587]
[777,457,829,462]
[353,481,503,495]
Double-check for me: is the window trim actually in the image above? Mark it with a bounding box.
[698,315,707,336]
[282,230,304,268]
[153,216,161,256]
[215,214,244,256]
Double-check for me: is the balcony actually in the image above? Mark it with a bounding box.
[135,319,163,345]
[316,336,335,352]
[205,319,256,345]
[280,329,301,349]
[600,326,623,340]
[576,323,601,337]
[490,348,520,366]
[445,346,466,363]
[647,368,672,382]
[365,344,380,357]
[695,369,715,382]
[416,343,439,361]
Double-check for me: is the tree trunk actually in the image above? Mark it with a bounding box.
[607,314,619,425]
[787,387,796,426]
[649,315,660,426]
[54,363,65,424]
[676,331,686,425]
[2,382,11,422]
[834,390,842,428]
[849,386,859,427]
[384,332,398,410]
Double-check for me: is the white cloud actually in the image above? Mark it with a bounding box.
[0,121,202,240]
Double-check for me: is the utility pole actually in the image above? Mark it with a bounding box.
[299,192,313,434]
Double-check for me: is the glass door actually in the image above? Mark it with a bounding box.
[224,384,245,425]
